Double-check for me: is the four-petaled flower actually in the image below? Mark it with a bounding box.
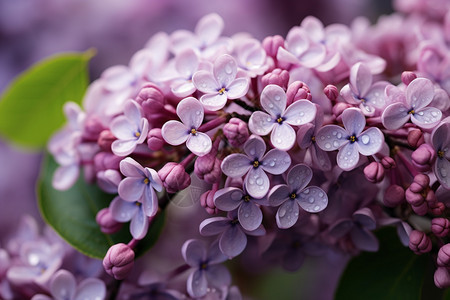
[316,108,383,171]
[431,120,450,189]
[268,164,328,229]
[193,54,249,111]
[221,135,291,198]
[249,84,316,150]
[161,97,212,156]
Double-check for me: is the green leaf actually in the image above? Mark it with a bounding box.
[38,153,165,259]
[0,50,94,148]
[335,227,436,300]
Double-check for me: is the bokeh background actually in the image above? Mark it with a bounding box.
[0,0,393,299]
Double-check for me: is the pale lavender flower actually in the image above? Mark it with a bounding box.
[221,135,291,199]
[340,62,389,116]
[431,120,450,189]
[199,211,266,258]
[248,84,316,150]
[234,38,270,77]
[417,44,450,96]
[192,54,250,111]
[268,164,328,229]
[110,100,149,157]
[214,185,267,231]
[170,48,205,98]
[117,157,162,218]
[110,196,149,240]
[382,78,442,130]
[316,108,383,171]
[181,239,230,299]
[161,97,212,156]
[31,269,106,300]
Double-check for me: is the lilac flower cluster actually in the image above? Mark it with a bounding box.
[48,8,450,298]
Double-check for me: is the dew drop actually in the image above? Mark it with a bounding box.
[332,131,337,136]
[269,103,274,108]
[431,111,438,117]
[244,213,249,218]
[250,149,255,156]
[256,178,264,185]
[275,95,281,101]
[319,192,324,197]
[196,111,201,115]
[277,139,282,144]
[333,141,339,147]
[299,112,305,117]
[225,64,233,74]
[279,207,287,217]
[324,142,331,149]
[201,83,207,88]
[337,132,342,139]
[231,191,242,201]
[269,161,275,167]
[314,205,320,211]
[267,117,272,122]
[361,135,370,144]
[308,197,314,203]
[303,189,310,194]
[418,111,424,116]
[294,212,299,216]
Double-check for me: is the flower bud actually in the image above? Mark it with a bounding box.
[147,128,165,151]
[194,154,222,184]
[383,184,405,207]
[332,103,352,122]
[409,230,432,254]
[324,85,339,102]
[261,69,290,90]
[83,116,104,141]
[401,71,417,86]
[438,244,450,267]
[158,162,191,193]
[98,130,116,152]
[200,189,219,215]
[262,35,284,59]
[103,243,135,280]
[432,218,450,237]
[411,144,436,172]
[435,267,450,288]
[96,208,122,234]
[135,84,166,125]
[364,162,385,183]
[407,129,424,148]
[286,81,312,106]
[381,156,396,169]
[94,152,121,172]
[429,201,444,216]
[223,118,249,147]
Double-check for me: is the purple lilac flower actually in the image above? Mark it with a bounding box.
[340,62,389,116]
[221,135,291,199]
[431,120,450,189]
[192,54,250,111]
[181,239,230,299]
[31,269,106,300]
[214,184,267,231]
[170,48,205,98]
[110,196,149,240]
[199,210,266,258]
[234,38,270,77]
[161,97,212,156]
[316,108,383,171]
[248,84,317,150]
[110,100,149,157]
[268,164,328,229]
[382,78,442,130]
[118,157,163,218]
[417,44,450,96]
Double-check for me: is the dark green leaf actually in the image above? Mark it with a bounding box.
[335,227,434,300]
[0,50,94,148]
[38,153,165,259]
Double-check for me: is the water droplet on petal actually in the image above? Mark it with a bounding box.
[361,135,370,145]
[308,197,314,203]
[279,207,287,217]
[275,95,281,101]
[269,161,275,167]
[337,132,342,139]
[319,192,324,197]
[314,205,320,211]
[418,111,424,116]
[256,178,264,185]
[431,111,438,117]
[299,112,304,117]
[225,64,233,74]
[303,189,310,194]
[269,103,274,108]
[333,141,339,147]
[325,142,331,149]
[244,213,249,218]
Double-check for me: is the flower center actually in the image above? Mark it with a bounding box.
[135,202,142,207]
[190,128,197,135]
[231,218,239,225]
[408,109,415,115]
[243,195,251,202]
[349,135,357,143]
[290,193,297,199]
[200,262,208,270]
[311,136,316,143]
[134,131,141,137]
[218,87,226,95]
[438,150,445,158]
[252,160,260,168]
[276,117,284,124]
[359,97,366,103]
[143,178,150,185]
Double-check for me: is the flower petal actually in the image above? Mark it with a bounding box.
[261,149,291,174]
[52,165,79,191]
[195,13,223,46]
[177,97,204,129]
[205,265,231,288]
[102,65,134,92]
[297,186,328,213]
[342,107,366,136]
[214,54,237,88]
[356,127,383,156]
[145,168,163,192]
[118,177,145,202]
[110,197,138,222]
[296,122,315,149]
[238,201,263,231]
[187,270,208,299]
[435,157,450,189]
[193,71,219,93]
[226,77,250,99]
[268,184,290,207]
[161,120,189,146]
[287,164,313,193]
[337,142,359,171]
[199,93,228,111]
[245,168,269,199]
[214,187,244,211]
[298,43,326,68]
[276,200,300,229]
[221,154,252,178]
[199,217,230,236]
[328,219,354,239]
[350,62,372,97]
[381,102,410,130]
[171,80,196,98]
[270,123,296,150]
[130,207,149,240]
[315,125,348,151]
[311,145,332,171]
[50,270,76,300]
[350,228,379,252]
[284,100,316,126]
[175,48,199,78]
[119,157,145,177]
[248,111,275,136]
[432,122,450,151]
[244,135,266,159]
[260,84,287,117]
[142,186,158,217]
[111,116,136,140]
[353,208,376,230]
[365,81,389,109]
[207,239,228,264]
[186,132,212,157]
[219,226,247,258]
[111,139,137,157]
[406,78,434,109]
[74,278,106,300]
[124,100,142,128]
[411,107,442,129]
[182,239,206,267]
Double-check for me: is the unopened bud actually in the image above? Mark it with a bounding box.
[96,208,122,234]
[261,69,290,90]
[409,230,432,254]
[432,218,450,237]
[158,162,191,193]
[401,71,417,86]
[103,243,135,280]
[364,162,385,183]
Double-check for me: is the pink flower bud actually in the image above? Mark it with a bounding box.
[412,174,430,191]
[223,118,249,147]
[103,243,135,280]
[438,244,450,267]
[96,208,122,234]
[409,230,432,254]
[407,129,424,148]
[324,85,339,102]
[97,130,116,152]
[83,116,104,141]
[158,162,191,193]
[401,71,417,86]
[194,154,222,184]
[262,35,285,59]
[147,128,165,151]
[432,218,450,237]
[332,103,352,122]
[261,69,290,90]
[383,184,405,207]
[135,85,166,125]
[411,144,436,172]
[200,189,219,215]
[94,152,121,172]
[429,201,445,216]
[381,156,396,169]
[364,162,385,183]
[435,267,450,288]
[286,81,312,106]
